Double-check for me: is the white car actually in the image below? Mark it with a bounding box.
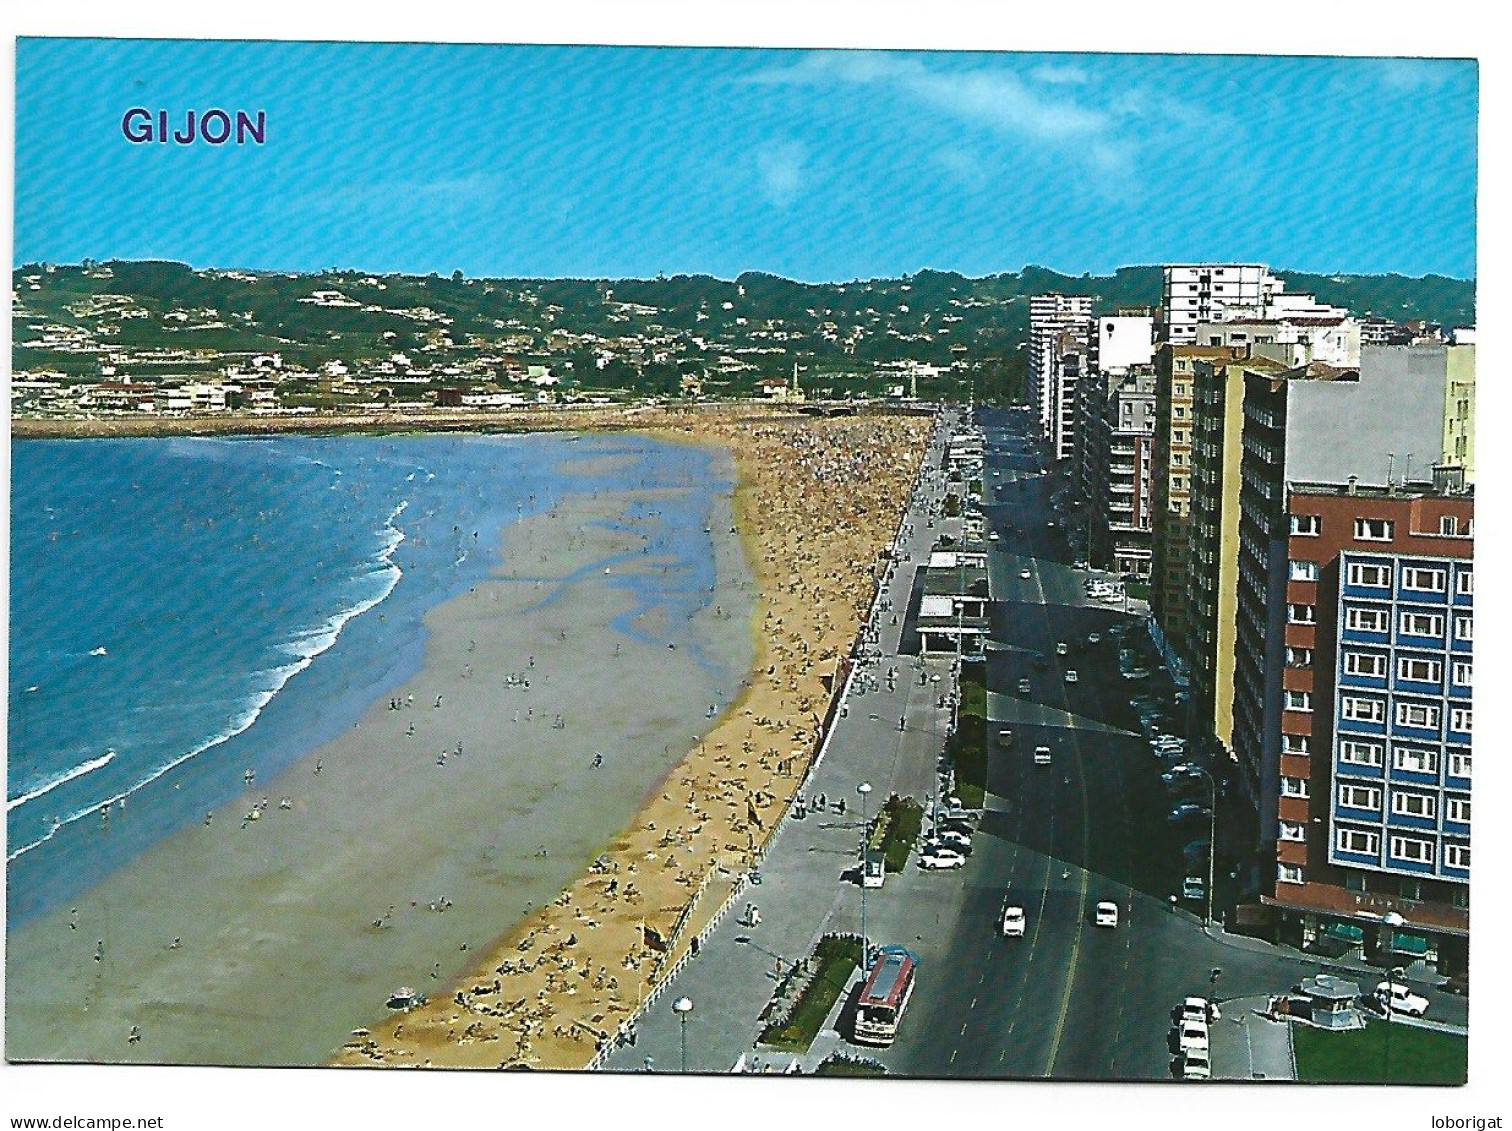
[1064,670,1078,684]
[1056,641,1069,656]
[1182,876,1206,901]
[1179,997,1221,1024]
[1095,901,1119,928]
[918,848,966,870]
[1087,632,1101,645]
[990,531,1001,541]
[1034,745,1052,766]
[1018,678,1032,694]
[1181,1048,1212,1080]
[1177,1018,1209,1053]
[1375,981,1430,1017]
[1001,905,1026,937]
[1020,568,1033,580]
[934,829,972,852]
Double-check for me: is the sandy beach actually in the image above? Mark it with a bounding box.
[5,405,932,1070]
[5,435,755,1065]
[331,407,933,1070]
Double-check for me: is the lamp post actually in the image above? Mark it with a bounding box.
[672,996,692,1073]
[1381,911,1405,1084]
[858,781,873,968]
[1187,765,1218,927]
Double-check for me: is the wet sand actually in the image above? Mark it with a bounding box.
[5,444,756,1066]
[332,409,932,1070]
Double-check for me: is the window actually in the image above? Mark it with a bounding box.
[1354,518,1395,541]
[1345,606,1389,633]
[1455,569,1473,595]
[1389,836,1433,864]
[1279,821,1306,842]
[1399,611,1444,638]
[1452,885,1469,908]
[1399,878,1423,901]
[1339,740,1383,767]
[1338,782,1380,810]
[1446,797,1470,824]
[1289,559,1319,582]
[1396,657,1442,683]
[1347,562,1391,587]
[1290,514,1321,536]
[1444,843,1470,870]
[1401,566,1446,592]
[1439,515,1459,536]
[1447,751,1471,779]
[1395,702,1441,729]
[1342,696,1386,723]
[1393,747,1440,775]
[1288,604,1316,625]
[1282,733,1312,754]
[1391,792,1438,820]
[1345,652,1387,678]
[1284,690,1313,712]
[1345,872,1368,893]
[1281,776,1310,798]
[1286,647,1314,668]
[1450,706,1472,734]
[1336,828,1380,855]
[1277,863,1304,885]
[1454,614,1473,641]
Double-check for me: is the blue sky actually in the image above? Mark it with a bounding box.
[14,39,1478,280]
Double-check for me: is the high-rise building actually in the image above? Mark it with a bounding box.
[1084,369,1158,577]
[1028,294,1092,460]
[1358,342,1477,485]
[1229,357,1458,886]
[1259,482,1471,978]
[1162,264,1349,345]
[1152,344,1239,664]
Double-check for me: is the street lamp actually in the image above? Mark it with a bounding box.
[672,996,693,1073]
[858,781,874,968]
[1186,765,1219,928]
[1381,911,1405,1084]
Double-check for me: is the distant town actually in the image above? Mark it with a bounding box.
[10,259,1473,424]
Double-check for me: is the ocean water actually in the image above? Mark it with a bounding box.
[7,432,737,923]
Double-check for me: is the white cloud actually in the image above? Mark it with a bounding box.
[1030,64,1090,86]
[1374,57,1458,92]
[755,140,809,208]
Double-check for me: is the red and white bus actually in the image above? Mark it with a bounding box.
[851,945,919,1047]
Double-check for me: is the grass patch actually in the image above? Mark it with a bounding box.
[950,660,989,808]
[814,1053,888,1077]
[1292,1020,1466,1085]
[872,794,924,874]
[758,934,864,1053]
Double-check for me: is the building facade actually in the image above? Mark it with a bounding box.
[1028,294,1092,461]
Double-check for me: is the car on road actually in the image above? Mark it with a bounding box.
[1176,1018,1209,1053]
[1122,667,1151,679]
[918,848,966,870]
[1182,876,1206,901]
[1034,745,1052,766]
[1179,1048,1212,1080]
[989,531,1001,541]
[997,728,1013,746]
[1018,677,1032,694]
[1019,567,1033,580]
[1001,905,1026,937]
[1094,901,1119,928]
[1162,767,1203,786]
[1176,997,1221,1024]
[1168,803,1213,823]
[1086,632,1101,645]
[1056,641,1069,655]
[1374,981,1430,1017]
[1064,670,1078,684]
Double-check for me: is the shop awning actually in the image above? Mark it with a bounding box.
[1321,922,1365,944]
[1391,931,1430,955]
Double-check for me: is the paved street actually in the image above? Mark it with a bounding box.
[602,404,1465,1080]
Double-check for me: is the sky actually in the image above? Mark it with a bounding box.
[14,38,1479,281]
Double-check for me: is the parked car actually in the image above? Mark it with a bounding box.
[997,728,1014,746]
[1180,1048,1212,1080]
[1064,670,1078,684]
[934,830,973,852]
[1094,901,1119,928]
[1001,905,1026,937]
[1176,1018,1209,1053]
[1056,641,1069,655]
[1182,876,1206,901]
[1034,745,1052,766]
[1087,632,1101,645]
[1123,667,1151,680]
[918,848,966,870]
[1168,803,1213,823]
[1162,767,1203,786]
[1020,568,1033,580]
[1374,981,1430,1017]
[1018,677,1032,694]
[1176,997,1221,1024]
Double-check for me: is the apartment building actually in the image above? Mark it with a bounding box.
[1083,369,1158,577]
[1028,294,1092,461]
[1260,481,1471,977]
[1162,264,1349,345]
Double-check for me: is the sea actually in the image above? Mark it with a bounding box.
[6,432,739,924]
